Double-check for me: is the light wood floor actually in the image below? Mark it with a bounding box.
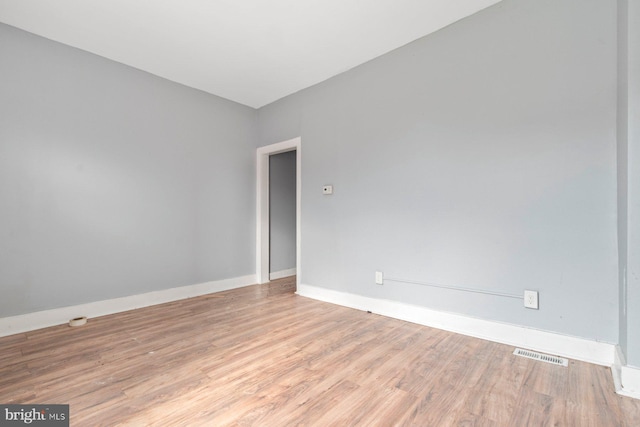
[1,276,639,426]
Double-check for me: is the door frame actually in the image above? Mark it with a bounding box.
[256,137,301,285]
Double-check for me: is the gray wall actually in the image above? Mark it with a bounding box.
[617,0,629,362]
[0,23,257,317]
[623,0,640,368]
[258,0,619,342]
[269,151,296,274]
[1,0,633,355]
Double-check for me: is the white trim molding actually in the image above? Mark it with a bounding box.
[611,345,625,392]
[256,137,301,286]
[0,274,256,337]
[612,347,640,399]
[620,366,640,398]
[296,284,616,367]
[269,268,297,280]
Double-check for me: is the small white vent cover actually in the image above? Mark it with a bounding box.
[513,348,568,367]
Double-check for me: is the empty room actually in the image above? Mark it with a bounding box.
[1,0,639,425]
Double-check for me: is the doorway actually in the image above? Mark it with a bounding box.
[269,151,296,280]
[256,137,301,287]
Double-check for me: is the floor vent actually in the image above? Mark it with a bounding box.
[513,348,568,367]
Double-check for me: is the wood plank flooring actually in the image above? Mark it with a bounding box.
[1,276,639,426]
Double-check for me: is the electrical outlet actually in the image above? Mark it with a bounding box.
[524,290,539,309]
[375,271,384,285]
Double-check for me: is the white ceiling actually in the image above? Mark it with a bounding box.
[0,0,502,108]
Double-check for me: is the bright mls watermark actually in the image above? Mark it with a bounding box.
[0,405,68,426]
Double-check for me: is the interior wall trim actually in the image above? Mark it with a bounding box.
[296,283,616,367]
[256,137,301,286]
[269,268,297,280]
[620,366,640,398]
[0,274,257,337]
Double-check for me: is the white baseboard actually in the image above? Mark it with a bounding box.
[297,284,616,367]
[0,274,257,337]
[269,268,297,280]
[611,345,625,392]
[612,347,640,398]
[620,365,640,399]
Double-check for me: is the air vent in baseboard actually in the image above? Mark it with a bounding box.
[513,348,568,367]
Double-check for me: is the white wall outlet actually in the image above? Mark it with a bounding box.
[524,290,539,309]
[375,271,384,285]
[322,185,333,195]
